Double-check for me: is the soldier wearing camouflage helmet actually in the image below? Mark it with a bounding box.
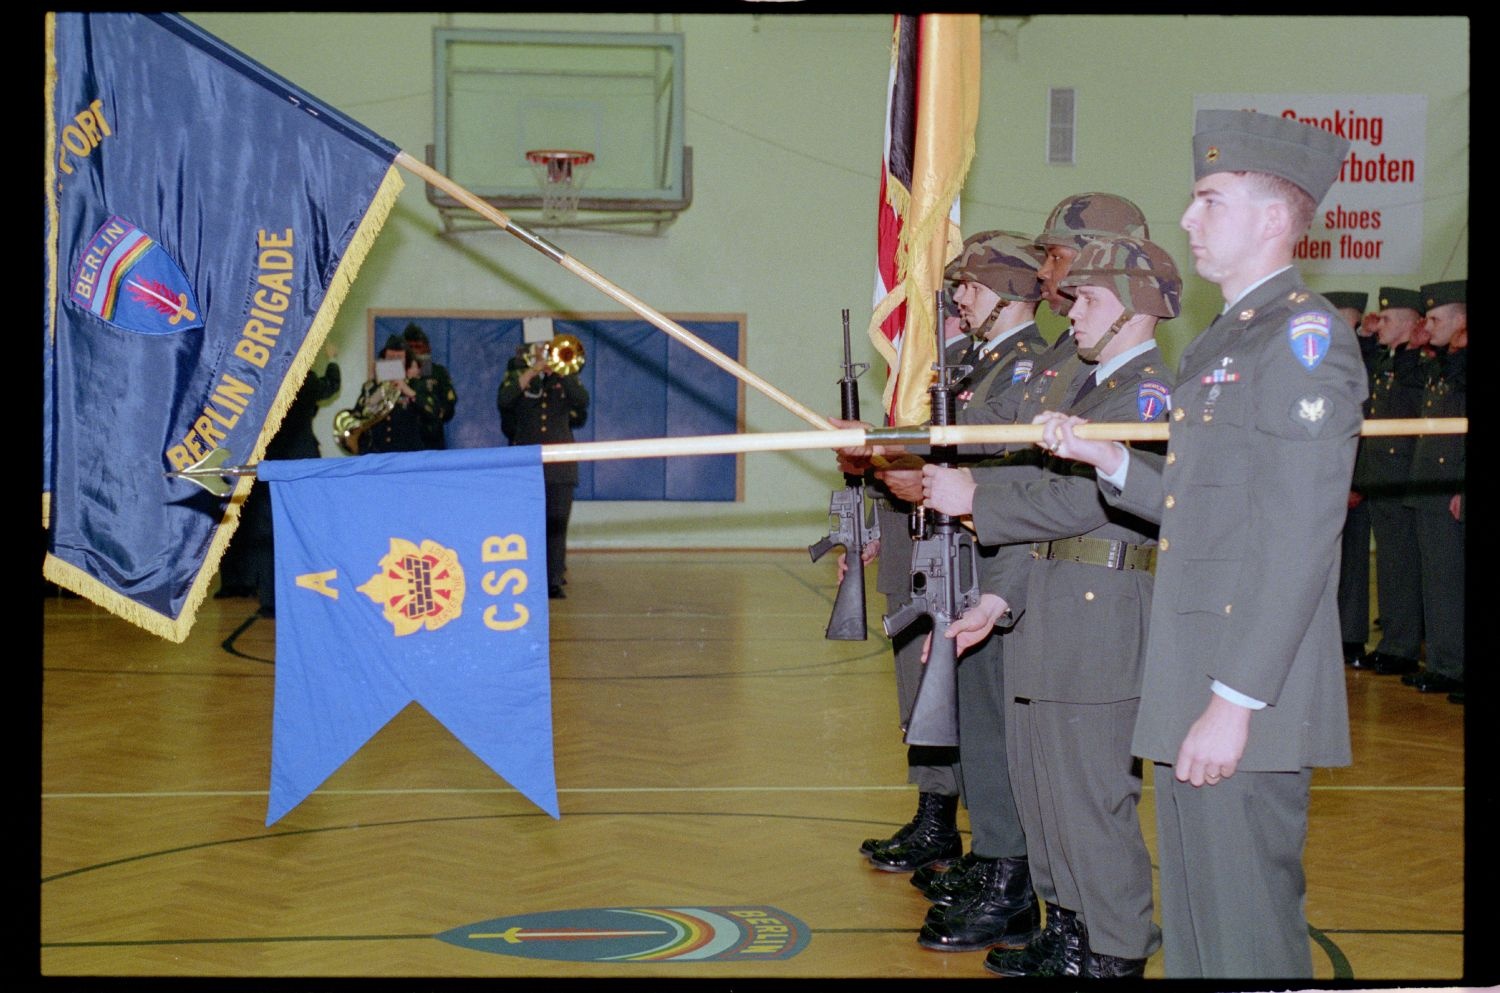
[1058,235,1181,362]
[958,194,1154,439]
[918,234,1179,978]
[856,229,1048,901]
[1035,192,1151,317]
[847,230,987,875]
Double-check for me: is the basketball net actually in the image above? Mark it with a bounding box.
[526,150,594,224]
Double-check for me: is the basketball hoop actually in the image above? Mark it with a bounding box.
[525,149,595,224]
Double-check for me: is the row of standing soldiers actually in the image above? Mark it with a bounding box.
[1334,283,1467,700]
[827,109,1451,979]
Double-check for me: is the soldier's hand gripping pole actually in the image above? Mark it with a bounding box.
[882,292,980,747]
[809,309,880,640]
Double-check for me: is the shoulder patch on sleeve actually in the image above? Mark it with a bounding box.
[1287,310,1333,371]
[1012,359,1034,383]
[1291,393,1332,435]
[1137,379,1170,421]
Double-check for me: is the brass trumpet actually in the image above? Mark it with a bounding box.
[526,333,586,376]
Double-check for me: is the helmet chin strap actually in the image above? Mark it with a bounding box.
[968,304,1002,342]
[1076,310,1132,362]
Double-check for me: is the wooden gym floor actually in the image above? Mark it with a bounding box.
[41,549,1473,982]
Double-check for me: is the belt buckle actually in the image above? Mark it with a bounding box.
[1106,540,1123,570]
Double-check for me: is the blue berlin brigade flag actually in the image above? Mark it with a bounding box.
[258,447,559,826]
[44,13,402,641]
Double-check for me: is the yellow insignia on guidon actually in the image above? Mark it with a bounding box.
[358,537,467,636]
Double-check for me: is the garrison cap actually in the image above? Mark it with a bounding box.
[945,229,1044,302]
[1035,192,1150,251]
[1420,280,1465,312]
[1060,235,1181,319]
[1323,291,1368,313]
[380,334,407,354]
[1193,110,1350,204]
[1378,287,1422,313]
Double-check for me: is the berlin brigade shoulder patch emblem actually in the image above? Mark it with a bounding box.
[357,537,466,636]
[1137,380,1169,421]
[1287,311,1333,371]
[69,215,203,335]
[439,905,811,963]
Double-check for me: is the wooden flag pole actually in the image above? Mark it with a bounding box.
[394,152,835,432]
[532,417,1469,463]
[166,418,1466,494]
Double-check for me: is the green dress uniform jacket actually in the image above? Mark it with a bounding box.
[962,343,1171,960]
[1404,347,1465,509]
[970,346,1170,704]
[1103,268,1365,771]
[496,366,590,485]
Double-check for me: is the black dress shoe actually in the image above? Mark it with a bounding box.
[917,856,1039,952]
[1449,690,1465,705]
[1367,652,1419,676]
[867,792,961,873]
[1086,951,1147,978]
[1343,641,1367,666]
[1411,671,1462,694]
[1401,670,1422,686]
[984,904,1086,977]
[548,585,566,599]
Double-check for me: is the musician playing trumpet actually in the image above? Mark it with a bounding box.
[354,334,452,454]
[498,336,590,599]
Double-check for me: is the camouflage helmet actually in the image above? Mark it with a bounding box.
[945,229,1044,302]
[1059,235,1181,319]
[1035,192,1150,251]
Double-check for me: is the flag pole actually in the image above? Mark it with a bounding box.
[394,152,835,432]
[166,418,1467,493]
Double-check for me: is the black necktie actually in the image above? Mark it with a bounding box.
[1072,371,1098,406]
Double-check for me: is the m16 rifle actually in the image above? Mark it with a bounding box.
[809,309,879,640]
[881,292,980,746]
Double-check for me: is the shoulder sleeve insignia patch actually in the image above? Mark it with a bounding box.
[1012,359,1034,383]
[1288,311,1333,371]
[1137,379,1170,421]
[1292,393,1330,435]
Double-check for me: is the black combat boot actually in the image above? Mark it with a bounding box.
[983,903,1087,977]
[911,850,974,892]
[917,856,1039,951]
[916,851,986,904]
[858,807,919,858]
[1085,950,1147,978]
[866,792,962,872]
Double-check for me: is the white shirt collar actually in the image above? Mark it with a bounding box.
[1087,337,1157,384]
[1224,265,1294,312]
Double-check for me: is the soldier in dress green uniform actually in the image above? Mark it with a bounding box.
[1034,110,1364,978]
[1323,291,1375,664]
[1400,280,1465,699]
[921,234,1180,978]
[1357,288,1428,676]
